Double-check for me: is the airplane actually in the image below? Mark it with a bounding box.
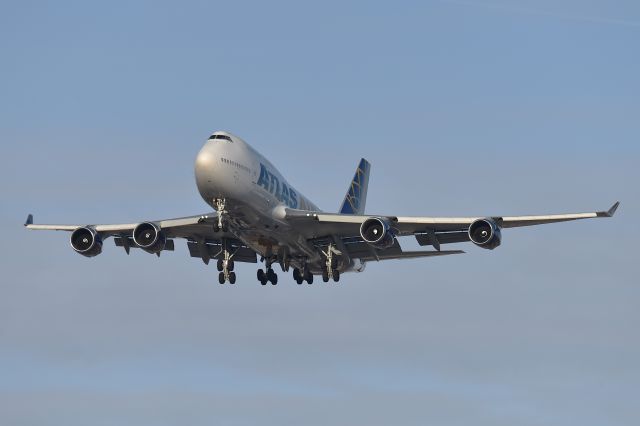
[25,131,620,285]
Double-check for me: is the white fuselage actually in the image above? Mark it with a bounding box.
[194,131,333,272]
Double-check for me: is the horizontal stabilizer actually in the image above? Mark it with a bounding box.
[384,250,465,260]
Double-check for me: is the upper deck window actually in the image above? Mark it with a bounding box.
[208,134,233,142]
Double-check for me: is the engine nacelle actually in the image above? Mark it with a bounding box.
[468,218,502,250]
[70,227,103,257]
[133,222,166,254]
[360,217,396,249]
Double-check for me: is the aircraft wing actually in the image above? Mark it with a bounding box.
[24,213,258,264]
[288,202,619,251]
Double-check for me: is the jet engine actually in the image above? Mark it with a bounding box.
[133,222,167,254]
[468,218,502,250]
[360,217,396,249]
[70,227,103,257]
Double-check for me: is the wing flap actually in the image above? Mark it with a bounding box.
[341,239,403,260]
[187,240,257,263]
[415,230,470,247]
[114,236,175,252]
[329,237,464,262]
[382,250,465,260]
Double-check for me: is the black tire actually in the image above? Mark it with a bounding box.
[306,274,314,285]
[333,270,340,282]
[322,270,329,282]
[260,277,267,285]
[257,269,265,281]
[293,268,300,281]
[330,257,338,269]
[228,259,234,271]
[296,278,303,285]
[218,272,225,284]
[229,272,236,284]
[217,258,224,271]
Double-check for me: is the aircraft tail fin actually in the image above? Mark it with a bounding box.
[339,158,371,215]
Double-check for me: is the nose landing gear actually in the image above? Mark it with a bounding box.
[213,198,229,232]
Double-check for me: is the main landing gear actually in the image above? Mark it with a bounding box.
[321,244,341,283]
[292,266,313,285]
[257,256,279,285]
[216,239,236,284]
[257,267,278,285]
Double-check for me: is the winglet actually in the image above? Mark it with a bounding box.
[24,214,33,227]
[597,201,620,218]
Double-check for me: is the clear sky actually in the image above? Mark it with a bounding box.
[1,1,638,425]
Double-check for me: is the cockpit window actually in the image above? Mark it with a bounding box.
[208,134,233,142]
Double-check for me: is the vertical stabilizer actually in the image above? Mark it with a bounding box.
[339,158,371,214]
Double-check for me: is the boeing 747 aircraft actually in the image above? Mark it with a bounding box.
[25,131,619,285]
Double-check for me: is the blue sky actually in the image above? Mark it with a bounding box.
[1,1,638,425]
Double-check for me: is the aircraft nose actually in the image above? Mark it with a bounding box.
[194,142,218,199]
[195,142,216,171]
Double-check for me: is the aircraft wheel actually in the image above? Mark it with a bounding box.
[293,268,301,281]
[257,269,265,282]
[296,278,303,285]
[217,258,224,271]
[227,259,234,271]
[332,270,340,282]
[322,270,329,282]
[306,273,314,285]
[228,272,236,284]
[267,269,277,285]
[218,272,225,284]
[330,258,338,269]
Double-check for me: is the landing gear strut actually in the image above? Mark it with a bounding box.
[321,244,341,283]
[213,198,228,232]
[217,239,236,284]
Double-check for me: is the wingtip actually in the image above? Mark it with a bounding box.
[24,214,33,227]
[608,201,620,217]
[597,201,620,218]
